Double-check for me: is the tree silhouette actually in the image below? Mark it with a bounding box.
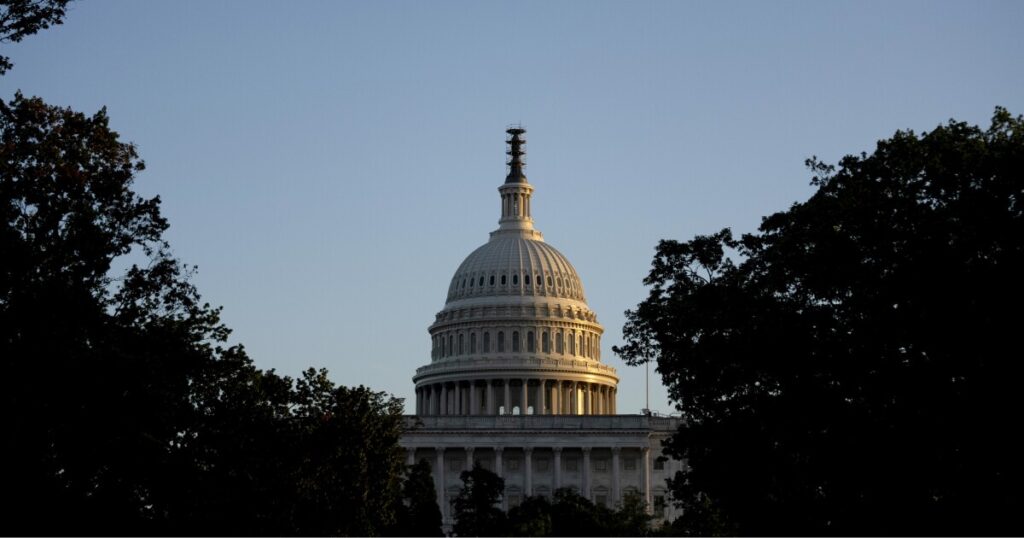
[388,459,444,537]
[452,462,508,537]
[0,92,410,535]
[0,0,71,75]
[617,108,1024,535]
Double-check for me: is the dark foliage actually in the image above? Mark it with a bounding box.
[0,0,71,74]
[452,462,508,537]
[616,108,1024,535]
[0,92,411,535]
[387,459,444,537]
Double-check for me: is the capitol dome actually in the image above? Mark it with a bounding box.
[412,128,619,417]
[445,236,587,304]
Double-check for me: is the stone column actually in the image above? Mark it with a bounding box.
[553,382,561,415]
[465,447,475,472]
[521,379,529,414]
[611,447,621,506]
[642,446,652,512]
[470,381,479,415]
[440,384,448,416]
[503,379,511,415]
[584,383,592,415]
[495,447,506,512]
[553,447,562,489]
[538,380,546,415]
[524,447,533,497]
[435,447,446,521]
[486,380,495,415]
[572,382,579,415]
[455,383,462,415]
[582,447,592,500]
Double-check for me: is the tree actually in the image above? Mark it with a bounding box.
[507,495,553,537]
[616,108,1024,535]
[451,462,508,537]
[0,91,208,534]
[389,459,443,537]
[0,91,411,535]
[0,0,71,75]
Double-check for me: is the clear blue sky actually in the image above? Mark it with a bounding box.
[3,0,1021,415]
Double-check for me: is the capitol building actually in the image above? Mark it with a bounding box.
[400,128,683,527]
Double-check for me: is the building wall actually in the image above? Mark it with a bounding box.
[401,415,685,527]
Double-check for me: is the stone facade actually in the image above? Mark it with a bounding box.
[400,127,684,529]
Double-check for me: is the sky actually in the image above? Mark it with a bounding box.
[3,0,1022,415]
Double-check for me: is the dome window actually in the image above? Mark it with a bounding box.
[527,331,535,352]
[525,274,531,286]
[547,276,552,287]
[501,275,507,285]
[556,331,564,354]
[483,332,491,353]
[512,274,519,285]
[512,331,520,352]
[542,332,550,353]
[497,331,505,352]
[461,279,466,288]
[479,277,484,286]
[470,333,477,353]
[469,278,473,287]
[490,275,495,285]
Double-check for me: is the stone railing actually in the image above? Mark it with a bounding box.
[414,355,618,378]
[404,414,683,432]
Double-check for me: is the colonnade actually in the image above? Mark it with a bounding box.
[416,378,616,416]
[410,445,652,518]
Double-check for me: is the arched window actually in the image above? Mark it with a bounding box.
[568,331,575,355]
[501,274,507,285]
[458,334,464,355]
[469,277,474,287]
[478,276,484,286]
[440,336,445,356]
[527,331,535,352]
[461,279,466,288]
[490,275,495,285]
[525,274,531,286]
[547,275,552,286]
[512,274,519,285]
[556,331,563,354]
[470,332,477,353]
[448,334,454,357]
[578,335,583,357]
[498,331,505,352]
[483,332,491,353]
[542,331,550,353]
[512,331,520,352]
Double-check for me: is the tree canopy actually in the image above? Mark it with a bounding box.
[616,108,1024,535]
[0,91,416,536]
[0,0,71,74]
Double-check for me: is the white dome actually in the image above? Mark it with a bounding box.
[413,127,618,418]
[446,236,586,303]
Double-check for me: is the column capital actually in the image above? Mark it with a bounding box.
[552,446,563,453]
[465,446,475,454]
[581,446,592,454]
[524,446,533,454]
[611,447,622,454]
[494,447,504,454]
[435,446,446,453]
